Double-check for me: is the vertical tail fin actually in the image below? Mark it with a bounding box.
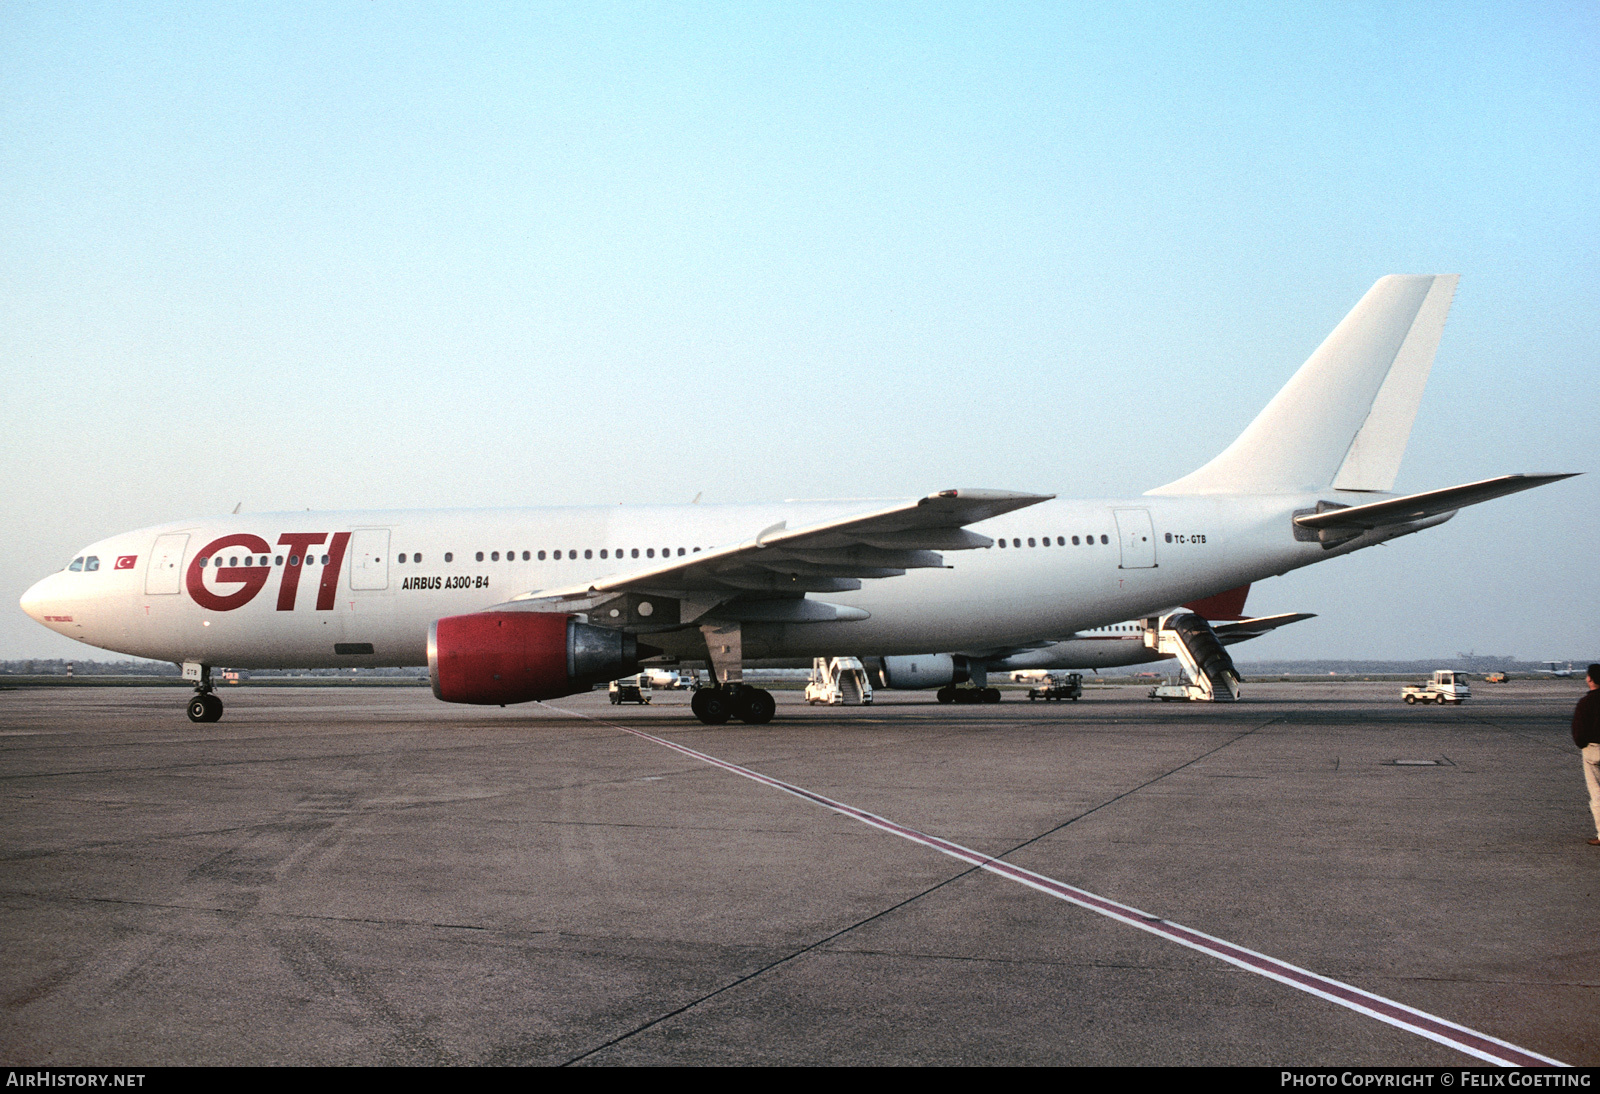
[1149,275,1458,495]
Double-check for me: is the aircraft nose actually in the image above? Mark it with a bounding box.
[20,573,64,625]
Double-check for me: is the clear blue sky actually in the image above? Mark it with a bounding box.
[2,2,1596,661]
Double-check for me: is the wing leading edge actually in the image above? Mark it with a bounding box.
[496,488,1053,624]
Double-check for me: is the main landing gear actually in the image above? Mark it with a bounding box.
[935,686,1002,704]
[690,685,776,726]
[183,662,224,723]
[691,620,775,725]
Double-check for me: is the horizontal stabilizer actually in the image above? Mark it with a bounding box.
[1214,613,1317,645]
[1293,474,1577,532]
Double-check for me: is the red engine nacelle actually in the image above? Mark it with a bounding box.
[428,612,649,705]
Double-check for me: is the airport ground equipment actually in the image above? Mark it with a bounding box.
[1028,673,1083,701]
[1142,612,1242,701]
[609,676,652,704]
[1149,682,1195,702]
[806,657,874,705]
[1402,671,1471,705]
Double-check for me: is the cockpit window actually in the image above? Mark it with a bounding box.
[84,556,100,571]
[68,557,84,572]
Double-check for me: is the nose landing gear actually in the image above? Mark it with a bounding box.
[182,662,224,723]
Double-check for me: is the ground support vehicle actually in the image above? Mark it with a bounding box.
[609,677,652,705]
[805,657,873,705]
[1402,671,1471,705]
[1028,673,1083,701]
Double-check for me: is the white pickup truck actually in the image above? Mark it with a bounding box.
[1402,670,1471,705]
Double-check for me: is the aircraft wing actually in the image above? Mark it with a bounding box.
[1292,473,1576,533]
[1212,612,1317,645]
[496,489,1053,623]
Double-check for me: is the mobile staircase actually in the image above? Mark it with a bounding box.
[806,657,875,705]
[1143,612,1242,701]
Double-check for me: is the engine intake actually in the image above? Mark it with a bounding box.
[429,612,648,705]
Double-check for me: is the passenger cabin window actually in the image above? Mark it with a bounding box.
[584,549,593,559]
[537,550,546,560]
[632,548,639,558]
[414,553,422,564]
[1027,538,1035,548]
[444,553,453,563]
[521,551,529,561]
[476,552,484,562]
[69,557,84,572]
[1100,534,1108,544]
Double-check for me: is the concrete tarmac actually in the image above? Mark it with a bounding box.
[1,681,1595,1066]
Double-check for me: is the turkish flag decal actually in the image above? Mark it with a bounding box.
[115,556,137,570]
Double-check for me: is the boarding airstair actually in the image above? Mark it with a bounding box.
[806,657,875,705]
[1143,612,1242,701]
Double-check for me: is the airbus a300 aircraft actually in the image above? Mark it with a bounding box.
[20,275,1573,725]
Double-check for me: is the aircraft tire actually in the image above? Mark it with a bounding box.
[983,688,1001,703]
[691,687,732,725]
[935,687,955,704]
[736,688,776,725]
[187,694,223,723]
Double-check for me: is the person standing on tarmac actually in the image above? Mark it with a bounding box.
[1575,664,1600,846]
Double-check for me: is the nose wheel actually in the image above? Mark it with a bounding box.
[187,692,223,723]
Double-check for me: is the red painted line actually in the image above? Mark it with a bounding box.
[548,705,1565,1068]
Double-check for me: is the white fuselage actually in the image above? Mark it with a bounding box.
[21,491,1434,671]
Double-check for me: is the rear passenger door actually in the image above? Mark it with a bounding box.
[1112,509,1157,569]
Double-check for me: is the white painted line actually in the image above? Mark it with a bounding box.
[550,704,1566,1067]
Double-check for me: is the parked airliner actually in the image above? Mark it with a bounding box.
[20,275,1574,725]
[871,583,1314,702]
